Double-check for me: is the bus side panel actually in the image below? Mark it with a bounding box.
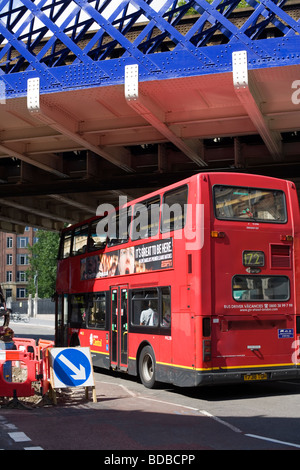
[171,312,195,373]
[77,328,111,370]
[56,260,69,293]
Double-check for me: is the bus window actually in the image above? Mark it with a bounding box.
[131,196,160,241]
[161,185,188,233]
[131,289,159,326]
[88,219,107,252]
[72,224,89,255]
[107,208,131,247]
[60,230,72,259]
[69,294,87,326]
[87,293,107,329]
[214,185,287,222]
[232,275,290,301]
[161,287,171,328]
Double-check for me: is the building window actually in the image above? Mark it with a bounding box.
[6,271,12,282]
[6,254,12,265]
[17,288,27,299]
[6,237,13,248]
[17,237,29,248]
[17,271,27,282]
[6,289,12,300]
[17,254,29,265]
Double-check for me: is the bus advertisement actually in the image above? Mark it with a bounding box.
[55,172,300,388]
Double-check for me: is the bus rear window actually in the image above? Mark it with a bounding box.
[214,185,287,222]
[233,275,290,301]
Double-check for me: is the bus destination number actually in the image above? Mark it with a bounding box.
[243,251,265,267]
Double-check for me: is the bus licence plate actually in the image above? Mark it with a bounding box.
[243,373,268,381]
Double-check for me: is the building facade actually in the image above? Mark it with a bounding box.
[0,227,38,301]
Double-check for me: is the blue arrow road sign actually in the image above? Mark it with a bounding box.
[52,348,93,388]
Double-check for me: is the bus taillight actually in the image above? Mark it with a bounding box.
[203,339,211,362]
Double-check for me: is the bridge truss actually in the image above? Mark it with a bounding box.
[0,0,299,231]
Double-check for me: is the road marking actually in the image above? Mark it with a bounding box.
[24,446,44,450]
[245,434,300,449]
[101,381,137,397]
[8,432,31,442]
[199,410,243,433]
[139,395,199,411]
[94,378,300,449]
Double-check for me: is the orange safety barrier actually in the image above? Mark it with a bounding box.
[0,338,54,399]
[14,337,39,359]
[38,339,54,396]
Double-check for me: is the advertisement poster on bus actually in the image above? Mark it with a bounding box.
[80,238,173,280]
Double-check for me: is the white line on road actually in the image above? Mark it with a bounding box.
[245,434,300,449]
[8,432,31,442]
[199,410,243,433]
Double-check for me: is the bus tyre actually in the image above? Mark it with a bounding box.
[139,345,157,389]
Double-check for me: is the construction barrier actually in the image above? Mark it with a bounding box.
[0,337,54,399]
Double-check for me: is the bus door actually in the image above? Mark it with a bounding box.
[55,293,68,346]
[110,286,129,370]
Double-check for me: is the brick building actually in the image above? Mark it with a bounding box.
[0,227,38,301]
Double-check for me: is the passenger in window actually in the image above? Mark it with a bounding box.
[140,301,155,326]
[162,310,171,327]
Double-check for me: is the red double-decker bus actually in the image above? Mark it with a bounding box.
[55,172,300,388]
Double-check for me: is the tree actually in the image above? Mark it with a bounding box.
[27,230,60,298]
[176,1,250,15]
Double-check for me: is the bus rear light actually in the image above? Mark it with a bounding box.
[280,235,293,241]
[211,231,225,238]
[203,339,211,362]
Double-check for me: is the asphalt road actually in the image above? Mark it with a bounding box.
[1,318,300,452]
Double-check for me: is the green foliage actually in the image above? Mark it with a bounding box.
[27,230,60,298]
[176,0,250,15]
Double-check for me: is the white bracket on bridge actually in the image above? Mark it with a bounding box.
[232,50,282,161]
[232,50,248,91]
[125,64,139,101]
[27,77,40,113]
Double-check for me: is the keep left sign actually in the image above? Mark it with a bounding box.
[50,347,95,389]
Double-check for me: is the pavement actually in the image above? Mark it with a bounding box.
[29,314,55,327]
[11,314,55,329]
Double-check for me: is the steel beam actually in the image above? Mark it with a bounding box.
[0,142,69,178]
[232,51,282,161]
[0,197,76,224]
[125,64,207,167]
[27,77,134,173]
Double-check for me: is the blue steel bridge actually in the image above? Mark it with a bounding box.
[0,0,299,231]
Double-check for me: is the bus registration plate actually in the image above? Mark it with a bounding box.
[243,373,267,381]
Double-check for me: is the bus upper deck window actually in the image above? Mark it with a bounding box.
[88,219,107,252]
[214,185,287,223]
[131,196,160,241]
[61,230,72,259]
[72,224,89,256]
[161,185,188,233]
[107,208,130,247]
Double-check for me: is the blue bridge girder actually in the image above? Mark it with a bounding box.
[0,0,299,95]
[0,0,299,233]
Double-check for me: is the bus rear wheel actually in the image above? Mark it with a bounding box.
[139,345,156,389]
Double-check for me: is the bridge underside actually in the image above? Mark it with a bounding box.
[0,0,299,232]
